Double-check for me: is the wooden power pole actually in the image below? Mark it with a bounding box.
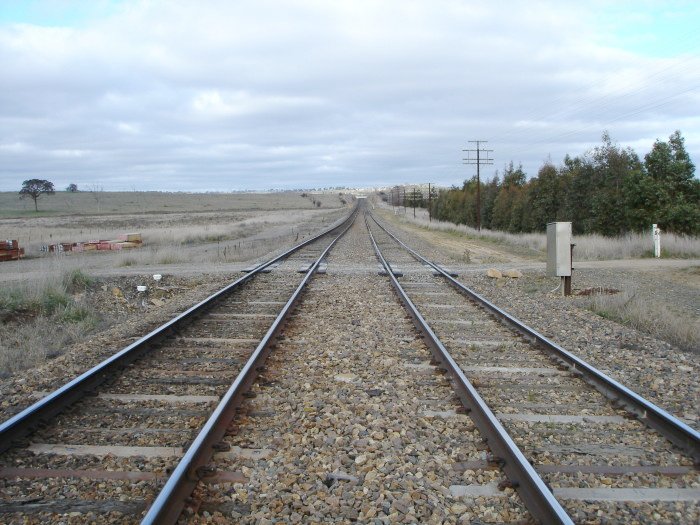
[428,183,432,222]
[463,140,493,231]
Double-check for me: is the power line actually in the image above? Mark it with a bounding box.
[491,33,700,147]
[502,82,699,161]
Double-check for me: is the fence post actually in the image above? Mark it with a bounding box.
[652,224,661,258]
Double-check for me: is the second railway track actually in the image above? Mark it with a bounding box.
[366,210,699,523]
[1,199,698,523]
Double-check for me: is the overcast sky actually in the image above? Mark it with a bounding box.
[1,0,698,192]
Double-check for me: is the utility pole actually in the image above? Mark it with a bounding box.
[463,140,493,231]
[412,187,419,218]
[428,183,432,222]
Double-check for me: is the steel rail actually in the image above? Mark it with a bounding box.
[0,205,358,454]
[365,213,574,525]
[368,211,700,463]
[141,207,358,524]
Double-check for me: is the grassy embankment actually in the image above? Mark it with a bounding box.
[0,268,98,374]
[586,271,699,354]
[383,205,700,260]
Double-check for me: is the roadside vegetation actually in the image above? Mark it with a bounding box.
[0,268,100,374]
[388,130,699,237]
[586,286,699,354]
[382,207,700,260]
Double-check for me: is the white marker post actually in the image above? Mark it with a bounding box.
[137,285,148,309]
[652,224,661,258]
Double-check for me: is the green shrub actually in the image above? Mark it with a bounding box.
[64,269,93,292]
[60,304,95,324]
[41,288,71,315]
[0,289,28,314]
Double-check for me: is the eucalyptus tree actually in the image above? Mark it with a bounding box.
[19,179,55,211]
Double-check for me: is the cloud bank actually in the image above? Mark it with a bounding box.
[1,0,698,191]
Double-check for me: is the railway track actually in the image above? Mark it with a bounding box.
[1,199,698,523]
[0,207,357,524]
[180,204,534,523]
[365,210,700,523]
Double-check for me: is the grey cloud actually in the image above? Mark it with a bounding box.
[0,1,698,191]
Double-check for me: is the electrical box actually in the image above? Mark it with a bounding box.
[546,222,572,277]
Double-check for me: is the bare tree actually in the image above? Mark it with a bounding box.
[86,183,104,213]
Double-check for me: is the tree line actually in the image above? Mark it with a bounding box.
[427,131,699,235]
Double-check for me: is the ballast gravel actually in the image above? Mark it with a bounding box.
[371,211,699,427]
[463,271,698,426]
[1,205,698,524]
[366,215,700,523]
[187,217,531,524]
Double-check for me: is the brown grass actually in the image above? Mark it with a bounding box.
[0,190,345,217]
[587,288,699,353]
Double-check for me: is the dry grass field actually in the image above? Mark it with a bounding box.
[0,191,352,374]
[0,190,349,254]
[0,190,345,217]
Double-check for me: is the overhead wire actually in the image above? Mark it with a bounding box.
[488,24,700,163]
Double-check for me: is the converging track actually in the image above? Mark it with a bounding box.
[181,203,534,524]
[0,207,358,523]
[1,200,698,524]
[366,210,700,523]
